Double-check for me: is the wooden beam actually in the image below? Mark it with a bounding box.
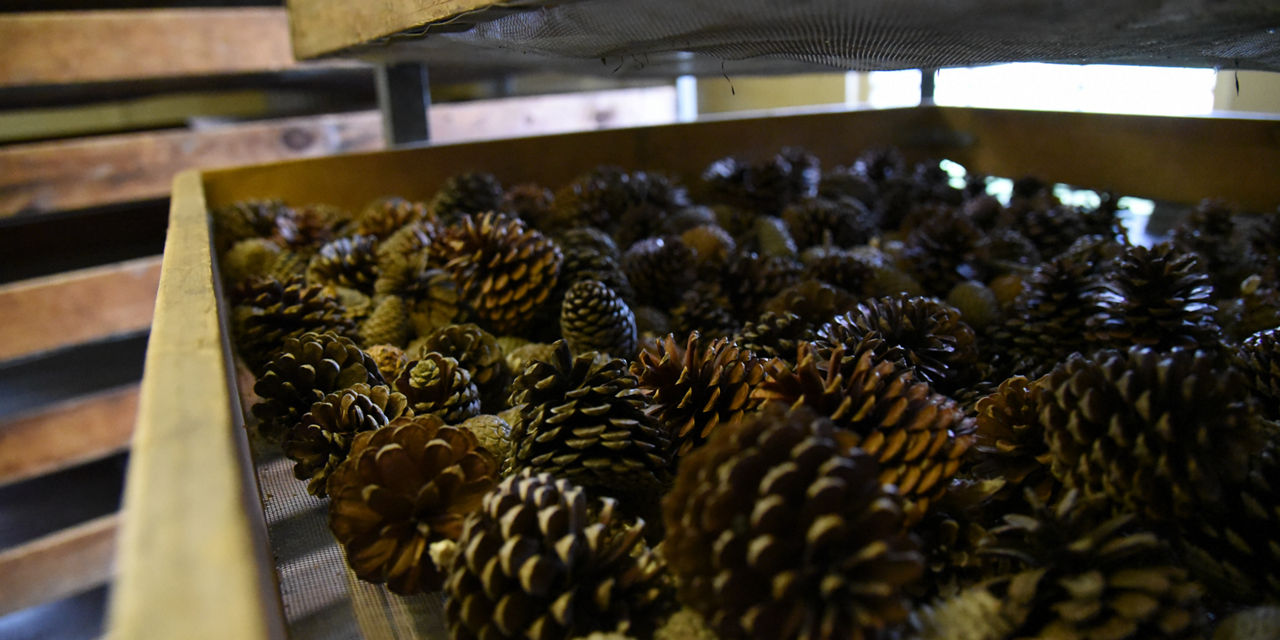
[0,514,118,616]
[0,386,139,488]
[429,85,677,145]
[288,0,500,60]
[0,111,383,217]
[0,257,162,361]
[0,9,298,88]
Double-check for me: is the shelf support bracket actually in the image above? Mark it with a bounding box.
[376,62,431,146]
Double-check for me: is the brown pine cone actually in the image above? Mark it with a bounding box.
[358,295,411,348]
[404,268,469,336]
[799,246,877,297]
[307,234,380,294]
[663,404,923,640]
[670,282,738,340]
[328,415,499,593]
[429,172,504,222]
[701,148,820,215]
[734,311,815,363]
[945,280,1001,331]
[898,205,986,297]
[1035,347,1267,522]
[632,332,765,459]
[220,238,281,285]
[680,224,736,271]
[211,199,291,252]
[457,414,512,465]
[756,344,973,523]
[761,279,858,333]
[555,226,619,260]
[550,167,688,238]
[419,323,511,412]
[251,332,385,443]
[1087,243,1220,350]
[1004,204,1092,260]
[501,182,555,225]
[971,375,1058,514]
[231,276,357,373]
[282,383,409,496]
[272,203,348,251]
[364,344,409,382]
[1219,275,1280,342]
[393,352,481,423]
[781,196,876,250]
[507,341,671,511]
[444,470,666,640]
[557,242,635,305]
[620,236,696,310]
[1238,328,1280,420]
[910,585,1014,640]
[374,221,435,272]
[720,252,802,317]
[355,196,431,240]
[1171,198,1250,295]
[432,212,562,335]
[989,254,1100,377]
[561,280,638,360]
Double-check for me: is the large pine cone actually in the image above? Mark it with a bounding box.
[251,332,385,443]
[781,196,876,250]
[1238,328,1280,420]
[734,311,816,363]
[433,212,562,335]
[663,404,923,640]
[632,332,766,459]
[561,280,638,359]
[444,471,666,640]
[550,167,688,237]
[393,352,482,424]
[501,182,555,225]
[981,491,1207,639]
[1035,347,1267,522]
[328,415,499,594]
[899,205,986,297]
[756,344,973,522]
[429,172,504,222]
[419,323,511,413]
[306,235,380,294]
[990,254,1100,377]
[1087,243,1220,350]
[620,236,696,310]
[507,341,671,510]
[231,276,357,373]
[282,383,409,496]
[355,197,430,240]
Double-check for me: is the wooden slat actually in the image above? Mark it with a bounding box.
[288,0,499,60]
[0,111,384,217]
[0,256,162,361]
[0,386,139,488]
[0,514,118,616]
[429,85,677,144]
[0,9,297,88]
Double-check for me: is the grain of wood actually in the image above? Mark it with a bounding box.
[0,257,162,361]
[0,9,297,88]
[0,514,118,616]
[289,0,500,59]
[0,386,139,488]
[0,111,383,217]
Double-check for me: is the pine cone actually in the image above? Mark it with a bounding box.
[419,323,511,412]
[555,226,619,260]
[282,383,409,496]
[945,280,1001,331]
[430,172,504,222]
[307,235,380,294]
[433,212,562,335]
[364,344,409,382]
[220,238,281,285]
[620,236,696,310]
[990,254,1100,377]
[701,148,820,216]
[375,221,435,272]
[505,342,559,377]
[756,344,973,522]
[405,268,468,336]
[557,242,635,305]
[899,205,986,297]
[1005,204,1091,260]
[1238,328,1280,420]
[1035,347,1267,522]
[680,224,736,271]
[1172,198,1250,295]
[212,199,290,252]
[356,197,430,239]
[551,167,688,237]
[632,332,766,459]
[971,376,1058,513]
[799,246,876,297]
[458,414,512,465]
[1087,243,1220,350]
[444,471,666,639]
[910,586,1015,640]
[561,280,638,359]
[1213,606,1280,640]
[251,331,385,443]
[358,295,411,348]
[1219,274,1280,342]
[507,341,671,511]
[393,353,482,423]
[981,491,1207,639]
[761,279,858,333]
[231,276,357,373]
[751,215,799,257]
[721,252,802,318]
[734,311,815,363]
[663,404,923,640]
[671,282,738,339]
[781,196,876,250]
[328,415,499,593]
[502,182,555,225]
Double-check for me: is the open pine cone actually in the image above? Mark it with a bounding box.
[971,375,1057,512]
[734,311,816,363]
[899,205,986,297]
[355,196,430,240]
[231,276,357,374]
[781,196,876,250]
[1237,328,1280,421]
[1087,243,1220,350]
[393,353,481,424]
[282,383,409,496]
[328,415,499,594]
[419,323,511,412]
[761,279,858,333]
[251,331,385,443]
[989,254,1101,378]
[620,236,696,310]
[429,172,504,222]
[663,404,923,640]
[306,234,380,294]
[561,280,638,360]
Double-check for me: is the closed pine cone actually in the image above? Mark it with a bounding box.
[364,344,409,382]
[306,235,380,294]
[756,343,973,523]
[220,238,281,285]
[282,383,409,496]
[990,254,1100,377]
[457,414,513,466]
[328,415,499,593]
[631,332,766,459]
[1237,328,1280,420]
[251,331,385,443]
[501,182,555,225]
[620,236,696,309]
[444,470,666,640]
[670,282,738,339]
[799,246,877,297]
[557,242,635,305]
[272,203,346,251]
[429,172,504,222]
[561,280,638,359]
[761,279,858,333]
[419,323,511,412]
[662,404,923,640]
[432,212,562,335]
[355,197,430,240]
[393,353,481,424]
[231,276,356,374]
[898,205,986,297]
[212,199,290,252]
[781,196,877,250]
[945,280,1001,331]
[734,311,815,363]
[1087,243,1220,350]
[358,295,411,348]
[721,252,802,317]
[1034,347,1267,522]
[1171,198,1249,295]
[506,341,671,511]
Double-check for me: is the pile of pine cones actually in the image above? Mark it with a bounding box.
[215,147,1280,639]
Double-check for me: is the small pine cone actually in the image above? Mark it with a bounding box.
[819,166,877,205]
[556,226,620,260]
[282,383,409,496]
[744,215,797,258]
[212,199,290,252]
[444,471,666,640]
[251,332,385,443]
[620,236,696,309]
[329,415,499,593]
[458,414,512,466]
[1238,328,1280,420]
[975,228,1040,273]
[990,254,1100,377]
[272,203,349,251]
[375,222,435,272]
[663,404,923,640]
[356,197,430,239]
[945,280,1000,331]
[670,283,738,340]
[1035,347,1267,522]
[721,252,802,318]
[632,332,766,459]
[982,491,1207,640]
[406,269,468,336]
[365,344,409,382]
[680,224,736,271]
[1219,274,1280,342]
[1007,204,1092,260]
[267,248,309,281]
[1087,243,1220,350]
[781,196,876,250]
[394,353,482,423]
[220,237,281,285]
[419,323,511,412]
[1172,198,1250,295]
[505,342,559,377]
[655,608,718,640]
[433,212,562,335]
[430,172,504,222]
[761,279,858,332]
[561,280,638,359]
[231,277,357,373]
[815,295,980,394]
[910,586,1015,640]
[1213,606,1280,640]
[307,235,380,294]
[899,205,986,297]
[633,305,672,340]
[358,295,411,348]
[756,344,973,522]
[507,341,671,510]
[502,182,555,225]
[558,244,635,305]
[800,246,877,297]
[734,311,816,363]
[989,273,1027,310]
[869,264,927,297]
[662,205,718,235]
[972,376,1058,512]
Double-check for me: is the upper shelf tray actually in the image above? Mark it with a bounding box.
[287,0,1280,75]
